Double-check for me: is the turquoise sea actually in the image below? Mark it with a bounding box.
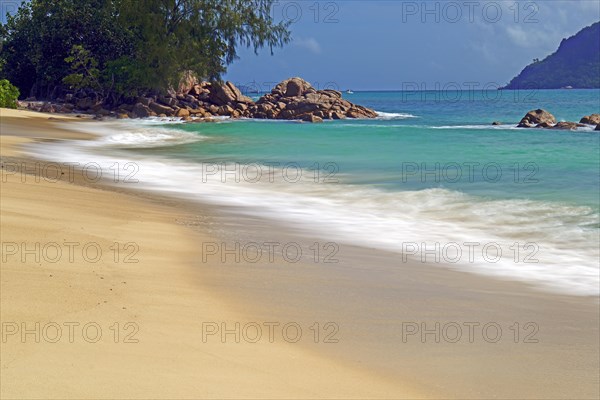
[33,89,600,296]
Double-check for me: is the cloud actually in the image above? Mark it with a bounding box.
[575,0,600,12]
[469,41,498,63]
[293,37,322,54]
[504,25,558,49]
[469,0,599,57]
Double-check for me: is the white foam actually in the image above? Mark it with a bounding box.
[432,124,520,130]
[124,115,231,124]
[375,111,419,120]
[59,120,207,148]
[23,121,600,297]
[97,127,206,148]
[431,124,598,132]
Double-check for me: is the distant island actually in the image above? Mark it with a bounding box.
[502,21,600,89]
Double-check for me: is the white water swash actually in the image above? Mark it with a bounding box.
[22,118,600,296]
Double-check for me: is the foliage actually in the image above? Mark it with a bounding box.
[0,23,6,73]
[117,0,290,91]
[0,0,132,98]
[0,0,291,100]
[103,57,154,100]
[0,79,20,108]
[62,45,102,92]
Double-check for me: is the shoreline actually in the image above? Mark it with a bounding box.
[152,191,600,398]
[0,108,423,399]
[15,110,598,297]
[1,108,599,399]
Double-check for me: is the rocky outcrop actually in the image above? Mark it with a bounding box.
[580,114,600,125]
[19,77,377,123]
[148,101,175,116]
[250,77,377,121]
[301,114,323,123]
[175,108,190,118]
[209,81,253,106]
[22,100,80,114]
[552,121,586,130]
[177,70,198,95]
[132,103,155,118]
[515,109,600,131]
[517,109,556,127]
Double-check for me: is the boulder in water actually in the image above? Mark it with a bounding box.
[517,109,556,127]
[580,114,600,125]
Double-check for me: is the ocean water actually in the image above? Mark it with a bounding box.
[29,89,600,296]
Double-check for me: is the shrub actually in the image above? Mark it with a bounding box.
[0,79,20,108]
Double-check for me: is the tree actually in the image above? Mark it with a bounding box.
[62,45,103,94]
[1,0,133,98]
[115,0,290,93]
[0,0,290,101]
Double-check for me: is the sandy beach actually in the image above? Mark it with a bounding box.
[1,108,599,399]
[0,109,421,399]
[1,1,598,398]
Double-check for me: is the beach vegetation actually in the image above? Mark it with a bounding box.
[62,45,103,94]
[0,0,290,102]
[0,78,20,108]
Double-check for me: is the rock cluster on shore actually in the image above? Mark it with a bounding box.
[251,78,377,122]
[516,110,599,131]
[20,77,377,123]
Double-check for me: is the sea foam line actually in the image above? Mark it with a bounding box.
[21,120,600,297]
[375,111,419,120]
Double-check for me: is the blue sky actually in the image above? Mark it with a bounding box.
[2,0,599,90]
[224,0,600,90]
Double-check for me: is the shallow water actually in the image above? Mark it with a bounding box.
[27,89,600,295]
